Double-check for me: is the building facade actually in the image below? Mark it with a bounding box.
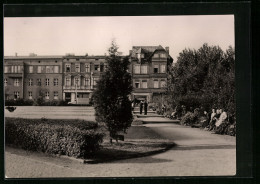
[62,55,107,104]
[4,45,172,104]
[4,56,63,102]
[129,45,173,103]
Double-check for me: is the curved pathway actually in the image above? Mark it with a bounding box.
[5,121,235,177]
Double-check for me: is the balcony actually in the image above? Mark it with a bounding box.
[63,86,92,90]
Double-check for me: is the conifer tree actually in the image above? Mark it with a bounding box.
[92,40,133,143]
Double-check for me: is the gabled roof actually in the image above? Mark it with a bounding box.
[130,45,172,60]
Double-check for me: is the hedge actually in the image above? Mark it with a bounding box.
[5,118,104,158]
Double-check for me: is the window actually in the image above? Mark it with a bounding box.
[4,78,7,86]
[85,78,90,86]
[75,78,80,86]
[134,65,140,74]
[45,78,49,86]
[75,64,80,72]
[37,66,42,73]
[94,65,99,71]
[66,77,71,86]
[135,81,140,88]
[153,54,159,58]
[11,66,14,73]
[14,66,18,73]
[4,66,8,73]
[54,66,59,73]
[161,80,166,88]
[154,80,159,88]
[53,78,58,86]
[100,64,104,72]
[104,64,108,71]
[28,91,32,99]
[14,91,19,99]
[141,65,148,74]
[45,92,49,99]
[160,65,166,73]
[142,80,147,88]
[160,53,166,58]
[66,64,71,72]
[14,79,19,86]
[93,78,99,86]
[29,66,33,73]
[28,79,33,86]
[37,79,41,86]
[54,91,58,100]
[85,64,90,72]
[154,64,159,73]
[17,66,21,73]
[46,66,54,73]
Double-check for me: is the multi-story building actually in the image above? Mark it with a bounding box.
[4,55,63,101]
[129,45,173,103]
[62,55,107,104]
[4,45,172,105]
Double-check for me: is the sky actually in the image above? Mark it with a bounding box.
[4,15,234,62]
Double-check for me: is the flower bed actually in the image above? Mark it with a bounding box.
[5,118,104,158]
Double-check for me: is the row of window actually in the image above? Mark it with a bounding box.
[134,64,166,74]
[35,66,59,73]
[4,66,23,73]
[65,64,107,73]
[11,91,59,100]
[134,79,166,89]
[136,53,166,59]
[65,77,99,86]
[4,78,20,87]
[4,78,59,87]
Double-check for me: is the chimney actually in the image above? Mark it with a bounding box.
[165,47,169,54]
[15,52,17,57]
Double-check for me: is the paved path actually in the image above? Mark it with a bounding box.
[5,122,236,178]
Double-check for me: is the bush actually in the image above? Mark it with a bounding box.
[5,118,104,158]
[180,112,198,126]
[5,99,34,106]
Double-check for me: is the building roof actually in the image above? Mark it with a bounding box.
[4,55,108,60]
[4,55,63,59]
[130,45,172,60]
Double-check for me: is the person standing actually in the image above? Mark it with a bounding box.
[144,100,148,115]
[140,101,143,114]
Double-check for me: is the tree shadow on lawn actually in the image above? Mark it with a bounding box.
[84,141,176,164]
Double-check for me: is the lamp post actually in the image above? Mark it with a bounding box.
[75,82,78,104]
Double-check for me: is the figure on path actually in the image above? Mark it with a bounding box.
[144,100,148,115]
[140,101,143,114]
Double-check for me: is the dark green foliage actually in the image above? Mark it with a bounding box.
[167,44,235,115]
[5,118,104,158]
[5,99,34,106]
[92,41,133,140]
[180,112,198,126]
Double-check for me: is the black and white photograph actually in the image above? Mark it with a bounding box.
[4,13,237,178]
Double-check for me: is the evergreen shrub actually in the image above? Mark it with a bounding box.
[5,118,104,158]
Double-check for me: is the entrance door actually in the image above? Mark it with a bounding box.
[65,93,71,102]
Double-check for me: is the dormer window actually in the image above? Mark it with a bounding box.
[160,53,166,58]
[153,54,159,58]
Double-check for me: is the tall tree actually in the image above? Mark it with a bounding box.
[92,40,133,143]
[167,44,235,115]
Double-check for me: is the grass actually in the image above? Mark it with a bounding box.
[85,126,176,164]
[5,117,176,163]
